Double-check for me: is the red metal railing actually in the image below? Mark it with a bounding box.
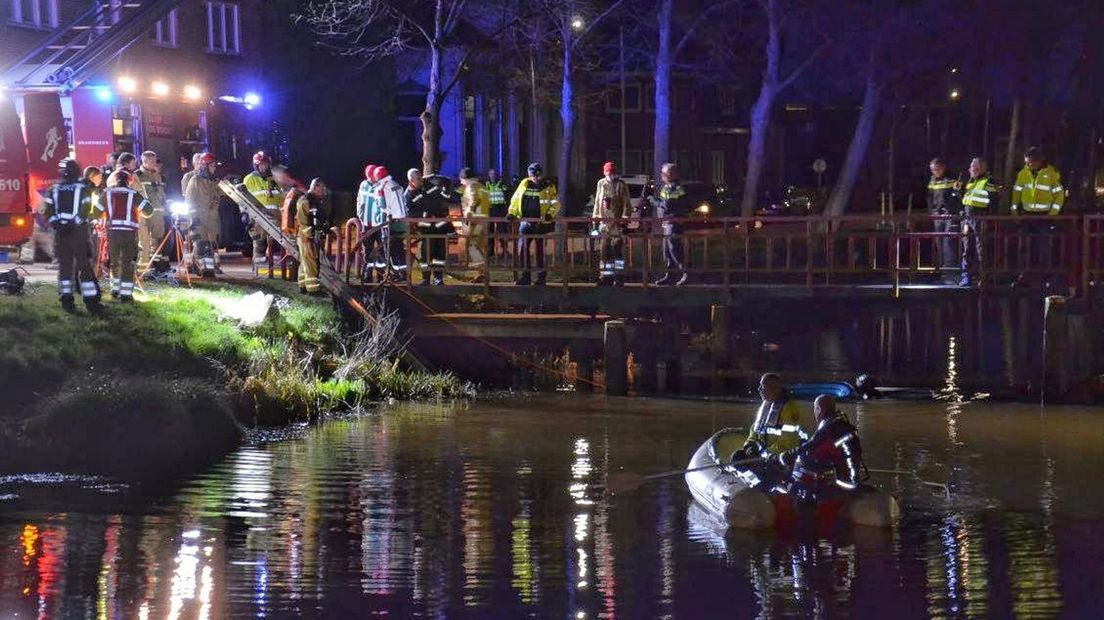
[323,214,1104,295]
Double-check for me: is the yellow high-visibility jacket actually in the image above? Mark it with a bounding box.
[508,178,560,219]
[962,175,1000,210]
[243,172,284,211]
[745,398,807,455]
[462,180,491,218]
[1012,164,1064,215]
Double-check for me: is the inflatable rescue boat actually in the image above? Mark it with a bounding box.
[685,428,900,530]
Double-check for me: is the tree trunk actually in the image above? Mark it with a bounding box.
[825,75,881,217]
[558,42,575,214]
[1003,96,1022,193]
[653,0,673,178]
[421,43,444,175]
[741,84,775,215]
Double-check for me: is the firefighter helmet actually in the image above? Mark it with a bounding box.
[374,166,389,182]
[365,164,378,181]
[58,158,80,183]
[198,152,217,165]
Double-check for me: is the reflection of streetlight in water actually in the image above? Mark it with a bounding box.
[570,438,593,618]
[940,336,964,446]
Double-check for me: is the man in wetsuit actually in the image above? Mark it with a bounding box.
[777,394,868,508]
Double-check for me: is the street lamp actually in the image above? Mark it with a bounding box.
[949,89,961,101]
[571,16,584,31]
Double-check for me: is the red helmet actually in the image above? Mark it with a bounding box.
[603,161,617,175]
[253,151,271,167]
[365,164,378,181]
[374,166,389,182]
[198,152,217,165]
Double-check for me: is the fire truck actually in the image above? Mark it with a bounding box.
[0,96,32,248]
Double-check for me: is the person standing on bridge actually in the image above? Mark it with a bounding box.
[652,162,692,286]
[927,157,959,283]
[484,168,511,259]
[357,164,385,281]
[1011,147,1065,286]
[956,157,1000,287]
[593,161,631,286]
[508,162,560,286]
[376,166,408,281]
[459,167,489,274]
[243,151,284,266]
[409,169,454,286]
[296,178,329,295]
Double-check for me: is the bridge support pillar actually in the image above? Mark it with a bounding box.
[1043,295,1069,402]
[604,320,628,396]
[711,305,731,394]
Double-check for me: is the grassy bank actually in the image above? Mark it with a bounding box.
[0,282,469,479]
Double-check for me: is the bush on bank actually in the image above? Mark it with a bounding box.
[0,283,470,477]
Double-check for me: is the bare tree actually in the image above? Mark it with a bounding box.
[740,0,824,216]
[299,0,501,174]
[539,0,629,213]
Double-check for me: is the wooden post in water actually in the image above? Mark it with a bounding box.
[711,305,730,393]
[604,320,629,396]
[1042,295,1069,403]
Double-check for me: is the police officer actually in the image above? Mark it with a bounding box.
[926,157,959,282]
[652,162,692,286]
[484,168,511,258]
[40,158,102,312]
[1012,146,1065,285]
[957,157,1000,287]
[508,162,560,286]
[103,169,153,301]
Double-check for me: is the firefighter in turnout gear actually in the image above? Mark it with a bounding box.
[103,170,153,301]
[776,394,868,509]
[296,178,329,295]
[357,164,387,281]
[409,170,454,285]
[40,158,102,312]
[592,161,631,285]
[927,157,959,280]
[459,167,489,273]
[183,152,223,273]
[243,151,283,264]
[134,151,167,268]
[484,168,511,258]
[651,162,692,286]
[957,157,1000,287]
[508,162,560,285]
[1012,147,1065,283]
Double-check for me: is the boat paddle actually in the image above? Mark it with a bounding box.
[607,456,767,495]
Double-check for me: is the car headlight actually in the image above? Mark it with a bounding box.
[695,202,710,215]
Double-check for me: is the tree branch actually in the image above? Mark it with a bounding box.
[573,0,631,49]
[777,41,827,91]
[674,0,741,57]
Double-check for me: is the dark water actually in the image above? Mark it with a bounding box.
[1,395,1102,619]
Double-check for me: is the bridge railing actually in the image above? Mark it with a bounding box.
[326,214,1097,293]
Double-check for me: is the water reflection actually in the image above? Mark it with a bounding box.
[0,396,1100,617]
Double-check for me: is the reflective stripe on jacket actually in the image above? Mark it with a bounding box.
[41,182,97,225]
[1012,165,1064,214]
[962,175,999,209]
[104,187,153,230]
[243,172,284,210]
[745,398,807,455]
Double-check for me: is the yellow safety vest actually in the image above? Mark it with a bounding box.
[243,172,284,210]
[508,179,560,219]
[745,398,807,455]
[1012,165,1064,215]
[962,176,999,209]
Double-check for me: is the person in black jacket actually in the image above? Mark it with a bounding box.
[651,162,692,286]
[408,170,455,285]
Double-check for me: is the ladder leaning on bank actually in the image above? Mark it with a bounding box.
[219,180,426,370]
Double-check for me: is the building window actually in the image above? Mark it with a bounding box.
[607,83,641,113]
[206,2,240,54]
[10,0,58,28]
[152,9,178,48]
[711,150,725,186]
[719,86,738,117]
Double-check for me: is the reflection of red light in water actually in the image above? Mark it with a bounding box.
[36,526,66,620]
